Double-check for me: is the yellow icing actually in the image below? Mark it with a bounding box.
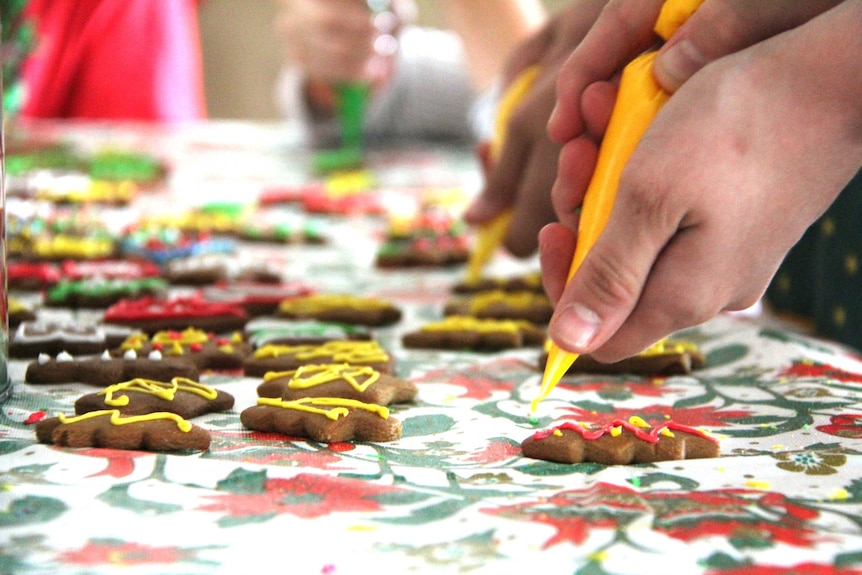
[257,396,389,420]
[264,364,380,392]
[253,341,389,364]
[98,377,218,406]
[420,315,528,334]
[628,416,650,429]
[468,290,546,312]
[152,328,211,346]
[278,294,390,314]
[57,409,192,432]
[120,333,150,351]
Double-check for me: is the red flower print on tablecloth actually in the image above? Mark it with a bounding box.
[414,371,513,401]
[556,404,751,429]
[778,360,862,383]
[652,489,824,547]
[815,414,862,439]
[198,472,401,520]
[59,539,200,566]
[60,448,149,479]
[706,563,862,575]
[485,483,828,550]
[465,439,520,464]
[207,430,355,469]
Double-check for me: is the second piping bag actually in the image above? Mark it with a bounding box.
[533,0,705,412]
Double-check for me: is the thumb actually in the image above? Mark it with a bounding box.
[654,0,842,93]
[547,186,674,355]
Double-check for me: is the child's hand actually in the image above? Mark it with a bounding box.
[543,1,862,362]
[463,0,608,257]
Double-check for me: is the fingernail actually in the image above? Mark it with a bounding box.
[657,39,706,92]
[553,303,600,351]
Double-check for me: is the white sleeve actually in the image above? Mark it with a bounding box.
[275,26,485,146]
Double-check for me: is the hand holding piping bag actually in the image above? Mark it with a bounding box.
[532,0,704,412]
[465,65,540,285]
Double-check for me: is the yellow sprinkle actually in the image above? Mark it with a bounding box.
[827,488,849,501]
[659,428,675,438]
[346,524,378,532]
[745,480,771,490]
[628,416,650,428]
[588,550,608,563]
[552,429,563,437]
[610,426,623,437]
[772,445,784,451]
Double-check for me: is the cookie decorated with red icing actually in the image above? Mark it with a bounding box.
[521,416,720,465]
[113,328,252,371]
[103,295,248,334]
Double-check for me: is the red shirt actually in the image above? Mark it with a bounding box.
[21,0,206,122]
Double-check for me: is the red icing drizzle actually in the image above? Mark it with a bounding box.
[533,419,717,445]
[104,296,247,321]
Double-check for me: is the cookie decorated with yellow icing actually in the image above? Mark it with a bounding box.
[244,340,393,377]
[113,328,252,371]
[256,364,416,405]
[35,410,211,451]
[74,377,234,417]
[240,397,401,443]
[401,316,545,351]
[521,416,719,465]
[276,294,401,327]
[444,290,553,325]
[543,338,706,376]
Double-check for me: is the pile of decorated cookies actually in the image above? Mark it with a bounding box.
[10,141,719,465]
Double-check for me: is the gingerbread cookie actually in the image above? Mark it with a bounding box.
[8,298,37,328]
[35,410,210,451]
[103,295,248,334]
[244,340,393,377]
[74,377,234,417]
[402,316,546,351]
[203,281,314,317]
[60,259,161,281]
[8,262,62,290]
[546,338,707,376]
[375,213,470,268]
[243,318,371,347]
[10,321,138,358]
[114,328,252,371]
[241,397,401,443]
[276,294,401,327]
[25,349,200,386]
[44,277,168,309]
[163,254,230,286]
[257,364,416,405]
[444,290,553,325]
[521,416,720,465]
[452,271,544,294]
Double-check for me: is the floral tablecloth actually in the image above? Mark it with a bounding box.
[3,121,862,575]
